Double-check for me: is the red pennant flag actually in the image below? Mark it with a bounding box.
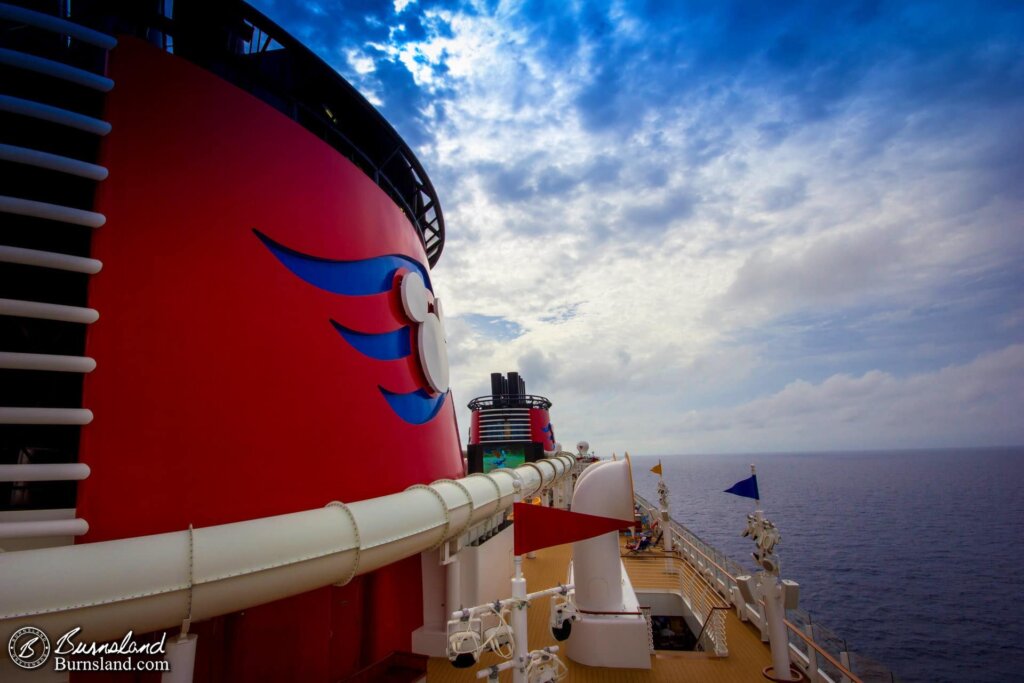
[513,502,633,556]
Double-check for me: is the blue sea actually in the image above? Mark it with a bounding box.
[630,448,1024,683]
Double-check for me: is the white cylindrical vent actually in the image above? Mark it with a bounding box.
[571,458,635,612]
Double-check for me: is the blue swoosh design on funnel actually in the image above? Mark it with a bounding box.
[380,387,446,424]
[331,320,411,360]
[254,229,432,295]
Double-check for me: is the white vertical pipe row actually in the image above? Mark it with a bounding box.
[0,454,575,646]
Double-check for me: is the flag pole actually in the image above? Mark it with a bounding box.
[750,463,760,514]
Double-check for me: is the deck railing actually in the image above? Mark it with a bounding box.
[623,549,730,656]
[634,494,899,683]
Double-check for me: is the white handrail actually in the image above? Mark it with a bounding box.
[0,407,94,425]
[0,518,89,539]
[0,143,109,180]
[0,47,114,91]
[0,94,111,135]
[0,3,117,49]
[0,245,102,273]
[0,195,106,227]
[0,352,96,373]
[0,298,99,323]
[0,463,91,482]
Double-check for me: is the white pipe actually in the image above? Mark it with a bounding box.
[0,454,575,646]
[763,578,796,680]
[0,298,99,323]
[0,407,94,425]
[0,3,118,49]
[0,518,88,539]
[0,195,106,227]
[0,94,111,135]
[0,143,109,180]
[161,633,197,683]
[0,47,114,91]
[0,351,96,372]
[0,463,90,482]
[451,584,573,621]
[0,245,102,273]
[445,552,461,614]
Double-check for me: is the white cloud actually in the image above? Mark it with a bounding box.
[395,2,1024,454]
[294,1,1024,455]
[672,345,1024,453]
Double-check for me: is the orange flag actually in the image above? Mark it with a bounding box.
[650,461,663,476]
[513,502,632,556]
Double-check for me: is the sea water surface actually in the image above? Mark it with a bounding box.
[629,448,1024,683]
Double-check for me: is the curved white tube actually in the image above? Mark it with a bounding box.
[0,454,575,645]
[571,457,635,612]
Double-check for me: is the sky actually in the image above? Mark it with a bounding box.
[252,0,1024,455]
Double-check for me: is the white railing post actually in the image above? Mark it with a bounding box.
[839,650,854,683]
[803,623,821,682]
[161,633,197,683]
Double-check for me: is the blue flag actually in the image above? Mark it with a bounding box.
[724,474,759,500]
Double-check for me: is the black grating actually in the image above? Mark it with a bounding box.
[0,5,105,511]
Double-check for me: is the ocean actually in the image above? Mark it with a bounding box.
[629,448,1024,683]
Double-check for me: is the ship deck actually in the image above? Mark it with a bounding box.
[427,536,772,682]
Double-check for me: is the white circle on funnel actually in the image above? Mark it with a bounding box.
[418,314,449,394]
[400,272,429,323]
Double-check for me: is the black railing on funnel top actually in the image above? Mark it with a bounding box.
[467,394,552,410]
[70,0,445,266]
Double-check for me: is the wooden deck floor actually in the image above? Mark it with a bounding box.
[426,539,772,682]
